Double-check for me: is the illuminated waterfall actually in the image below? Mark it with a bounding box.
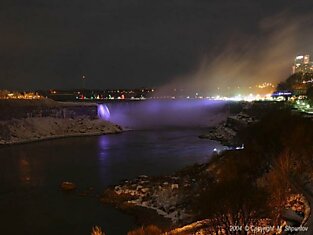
[97,104,110,120]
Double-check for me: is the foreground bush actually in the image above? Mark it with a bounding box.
[127,225,162,235]
[91,226,105,235]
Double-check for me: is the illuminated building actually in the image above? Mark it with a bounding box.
[293,54,313,74]
[0,91,43,100]
[304,55,310,64]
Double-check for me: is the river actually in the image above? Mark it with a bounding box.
[0,100,227,235]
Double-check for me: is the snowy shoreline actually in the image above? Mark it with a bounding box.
[100,163,214,227]
[99,110,260,228]
[0,116,123,145]
[199,112,257,146]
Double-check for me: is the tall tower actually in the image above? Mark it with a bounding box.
[293,56,303,74]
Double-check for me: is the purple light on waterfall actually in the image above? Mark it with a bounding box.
[107,100,227,129]
[97,104,110,120]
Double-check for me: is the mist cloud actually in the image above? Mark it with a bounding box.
[158,12,313,96]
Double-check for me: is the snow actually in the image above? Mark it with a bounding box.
[200,112,257,146]
[0,116,122,145]
[110,175,193,224]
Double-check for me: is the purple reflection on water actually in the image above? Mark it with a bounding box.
[98,135,110,159]
[97,104,110,120]
[97,135,113,185]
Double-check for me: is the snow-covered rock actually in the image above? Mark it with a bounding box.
[0,116,122,145]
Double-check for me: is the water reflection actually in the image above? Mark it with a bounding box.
[98,135,110,161]
[98,135,110,151]
[19,157,31,185]
[0,128,224,234]
[17,152,45,188]
[97,135,111,185]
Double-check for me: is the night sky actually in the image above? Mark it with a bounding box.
[1,0,313,90]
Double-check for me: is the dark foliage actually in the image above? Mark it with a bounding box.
[194,108,313,233]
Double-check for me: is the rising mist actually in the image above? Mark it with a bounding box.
[106,100,227,129]
[156,12,313,96]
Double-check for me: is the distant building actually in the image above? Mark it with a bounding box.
[304,55,310,64]
[293,54,313,74]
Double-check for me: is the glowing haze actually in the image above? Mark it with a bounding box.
[157,13,313,96]
[106,100,227,129]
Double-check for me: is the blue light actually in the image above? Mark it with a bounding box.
[97,104,110,120]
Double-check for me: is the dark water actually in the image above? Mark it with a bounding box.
[0,100,227,235]
[0,129,224,235]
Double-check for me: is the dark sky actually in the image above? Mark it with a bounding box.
[0,0,313,90]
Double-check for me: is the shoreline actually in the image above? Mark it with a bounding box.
[0,130,122,147]
[98,103,284,232]
[0,116,123,146]
[198,111,257,146]
[108,203,173,230]
[100,162,217,228]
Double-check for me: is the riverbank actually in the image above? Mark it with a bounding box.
[99,104,313,234]
[199,112,257,146]
[199,101,287,146]
[100,161,218,228]
[0,116,122,145]
[100,148,310,235]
